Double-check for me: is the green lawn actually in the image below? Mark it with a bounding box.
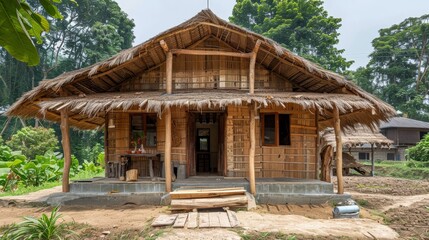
[361,160,429,180]
[0,170,104,197]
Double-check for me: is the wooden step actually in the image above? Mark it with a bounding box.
[170,195,248,210]
[171,187,246,199]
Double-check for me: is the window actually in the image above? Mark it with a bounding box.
[420,131,428,140]
[261,113,290,146]
[130,114,157,148]
[386,153,395,160]
[358,152,370,160]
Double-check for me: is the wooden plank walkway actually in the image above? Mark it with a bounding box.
[152,211,239,228]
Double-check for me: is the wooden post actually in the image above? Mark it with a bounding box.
[333,106,343,194]
[164,107,172,192]
[166,51,173,94]
[249,40,261,94]
[60,110,72,192]
[371,143,375,177]
[248,102,256,195]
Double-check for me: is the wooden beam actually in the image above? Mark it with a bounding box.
[171,49,252,58]
[60,110,72,192]
[249,40,261,94]
[333,106,343,194]
[318,109,366,125]
[166,51,173,94]
[164,107,172,193]
[248,102,256,195]
[371,143,375,177]
[160,40,169,53]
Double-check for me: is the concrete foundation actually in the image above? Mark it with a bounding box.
[56,177,349,206]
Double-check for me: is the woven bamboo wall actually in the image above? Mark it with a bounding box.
[226,104,317,179]
[156,107,188,165]
[120,37,292,91]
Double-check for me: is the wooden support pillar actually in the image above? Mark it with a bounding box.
[60,110,72,192]
[164,107,172,193]
[166,51,173,94]
[333,106,344,194]
[371,143,375,177]
[249,40,261,94]
[248,102,257,195]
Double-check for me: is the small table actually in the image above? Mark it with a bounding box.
[121,153,160,178]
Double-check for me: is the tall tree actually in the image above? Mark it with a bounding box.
[229,0,352,73]
[0,0,135,155]
[367,14,429,121]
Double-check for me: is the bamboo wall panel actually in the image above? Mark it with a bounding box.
[226,104,317,179]
[120,37,292,92]
[156,107,187,165]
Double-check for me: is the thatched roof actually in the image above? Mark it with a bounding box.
[320,125,393,150]
[7,9,395,129]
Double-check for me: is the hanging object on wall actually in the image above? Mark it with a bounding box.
[108,115,116,128]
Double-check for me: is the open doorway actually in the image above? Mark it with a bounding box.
[187,112,225,176]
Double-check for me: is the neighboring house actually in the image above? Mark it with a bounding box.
[6,10,395,198]
[378,117,429,160]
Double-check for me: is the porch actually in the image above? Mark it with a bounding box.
[65,177,349,205]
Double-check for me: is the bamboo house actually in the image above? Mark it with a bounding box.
[7,10,395,196]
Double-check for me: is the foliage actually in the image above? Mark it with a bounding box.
[6,127,58,160]
[407,134,429,162]
[229,0,352,73]
[82,160,103,174]
[0,0,63,66]
[1,206,76,240]
[358,14,429,121]
[10,152,63,187]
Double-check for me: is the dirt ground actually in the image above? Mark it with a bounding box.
[0,176,428,239]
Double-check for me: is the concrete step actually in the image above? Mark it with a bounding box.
[256,193,351,205]
[70,182,165,194]
[256,182,334,194]
[47,192,165,206]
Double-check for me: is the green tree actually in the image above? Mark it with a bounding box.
[0,0,134,159]
[6,127,58,159]
[229,0,352,72]
[367,14,429,121]
[0,0,63,66]
[350,67,375,94]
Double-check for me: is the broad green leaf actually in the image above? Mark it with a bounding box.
[0,168,10,175]
[39,0,63,19]
[0,1,40,65]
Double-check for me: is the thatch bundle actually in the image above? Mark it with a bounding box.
[320,125,393,150]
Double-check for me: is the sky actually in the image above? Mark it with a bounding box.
[114,0,429,70]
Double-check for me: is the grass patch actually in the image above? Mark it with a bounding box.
[71,170,104,180]
[234,229,296,240]
[369,210,391,224]
[0,170,103,197]
[355,198,369,207]
[361,160,429,180]
[110,224,167,240]
[0,181,60,197]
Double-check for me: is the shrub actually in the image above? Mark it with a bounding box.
[6,127,59,159]
[10,152,63,187]
[1,206,76,240]
[406,134,429,162]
